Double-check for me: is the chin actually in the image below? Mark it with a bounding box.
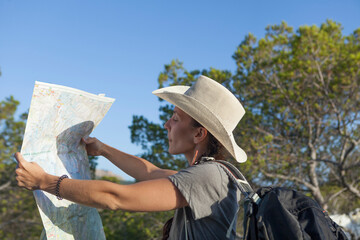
[168,147,174,154]
[168,149,176,155]
[168,148,180,155]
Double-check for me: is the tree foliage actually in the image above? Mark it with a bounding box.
[130,20,360,214]
[0,96,43,239]
[233,20,360,213]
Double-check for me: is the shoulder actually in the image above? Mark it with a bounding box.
[170,162,224,181]
[168,161,236,220]
[168,162,227,198]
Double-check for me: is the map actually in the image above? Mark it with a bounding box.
[21,81,115,240]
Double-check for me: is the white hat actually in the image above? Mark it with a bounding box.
[152,75,247,163]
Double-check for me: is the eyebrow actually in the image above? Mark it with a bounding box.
[172,109,180,118]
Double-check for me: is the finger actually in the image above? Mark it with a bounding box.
[14,152,27,165]
[15,168,23,176]
[82,137,92,144]
[16,176,24,187]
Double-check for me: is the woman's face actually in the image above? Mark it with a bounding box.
[164,107,197,157]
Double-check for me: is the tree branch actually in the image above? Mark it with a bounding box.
[261,170,316,192]
[271,72,296,109]
[344,161,360,171]
[311,158,339,166]
[339,138,350,165]
[255,126,284,141]
[0,180,11,191]
[305,103,323,205]
[343,183,360,199]
[337,149,360,198]
[314,60,339,116]
[326,188,347,203]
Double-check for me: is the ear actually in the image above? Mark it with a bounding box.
[194,127,208,144]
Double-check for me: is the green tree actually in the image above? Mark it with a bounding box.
[130,20,360,214]
[233,20,360,213]
[0,96,43,239]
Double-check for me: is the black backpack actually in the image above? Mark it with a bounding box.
[215,160,349,240]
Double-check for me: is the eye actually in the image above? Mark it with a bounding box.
[171,114,178,122]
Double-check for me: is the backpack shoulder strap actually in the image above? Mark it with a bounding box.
[213,160,260,239]
[214,160,254,197]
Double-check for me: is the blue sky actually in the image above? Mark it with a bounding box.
[1,1,359,181]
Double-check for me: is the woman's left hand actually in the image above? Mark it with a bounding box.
[14,152,48,191]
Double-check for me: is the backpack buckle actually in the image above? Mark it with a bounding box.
[248,192,260,204]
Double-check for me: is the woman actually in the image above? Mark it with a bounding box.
[15,75,247,239]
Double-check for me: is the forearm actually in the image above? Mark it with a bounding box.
[42,174,126,210]
[101,144,177,181]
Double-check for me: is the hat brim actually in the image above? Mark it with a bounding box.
[153,86,247,163]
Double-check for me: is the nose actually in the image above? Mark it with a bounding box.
[164,119,170,131]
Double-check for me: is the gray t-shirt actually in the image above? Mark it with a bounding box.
[168,161,241,240]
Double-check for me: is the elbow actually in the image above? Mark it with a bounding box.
[98,193,122,211]
[106,204,119,211]
[98,181,125,210]
[105,197,122,211]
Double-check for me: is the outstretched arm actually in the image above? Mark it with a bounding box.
[83,137,177,181]
[15,152,187,211]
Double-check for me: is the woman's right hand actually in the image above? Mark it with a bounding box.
[82,137,105,156]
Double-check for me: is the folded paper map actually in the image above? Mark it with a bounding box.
[21,81,115,239]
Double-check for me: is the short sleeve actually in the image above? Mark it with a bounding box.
[168,163,225,220]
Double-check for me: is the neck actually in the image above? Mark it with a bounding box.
[186,147,207,166]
